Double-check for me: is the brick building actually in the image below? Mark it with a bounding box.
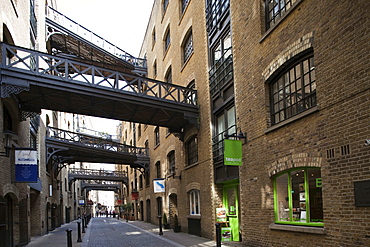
[120,0,370,246]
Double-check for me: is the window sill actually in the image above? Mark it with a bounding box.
[266,106,319,133]
[187,215,201,219]
[269,223,325,235]
[185,162,198,170]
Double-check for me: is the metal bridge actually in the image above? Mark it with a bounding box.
[69,168,128,184]
[46,127,149,168]
[0,43,198,133]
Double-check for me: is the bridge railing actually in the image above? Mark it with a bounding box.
[46,6,147,69]
[46,126,148,157]
[69,168,127,177]
[0,43,197,106]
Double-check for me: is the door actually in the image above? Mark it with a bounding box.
[223,183,240,241]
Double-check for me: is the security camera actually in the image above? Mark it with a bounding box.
[365,139,370,146]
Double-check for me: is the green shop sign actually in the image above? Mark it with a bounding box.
[224,139,243,166]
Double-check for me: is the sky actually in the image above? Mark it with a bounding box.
[56,0,154,135]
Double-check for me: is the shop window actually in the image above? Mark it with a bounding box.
[189,190,200,215]
[274,168,323,226]
[186,135,198,166]
[270,54,316,125]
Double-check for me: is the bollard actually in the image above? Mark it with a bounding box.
[215,223,221,247]
[158,215,163,236]
[77,221,82,242]
[66,228,73,247]
[82,218,85,233]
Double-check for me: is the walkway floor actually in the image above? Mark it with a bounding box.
[26,217,244,247]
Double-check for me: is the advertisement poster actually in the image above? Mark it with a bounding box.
[216,208,227,221]
[15,149,38,182]
[221,227,232,241]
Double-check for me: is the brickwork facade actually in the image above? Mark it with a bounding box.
[231,0,370,246]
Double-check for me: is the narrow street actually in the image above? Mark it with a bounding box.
[26,217,243,247]
[82,217,180,247]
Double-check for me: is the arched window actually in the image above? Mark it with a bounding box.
[182,29,193,64]
[274,167,323,226]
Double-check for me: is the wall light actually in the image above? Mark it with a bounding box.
[224,127,247,143]
[0,130,18,157]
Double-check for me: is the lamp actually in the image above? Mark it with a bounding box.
[0,130,18,157]
[224,127,247,143]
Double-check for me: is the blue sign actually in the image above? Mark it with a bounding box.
[15,149,38,182]
[153,179,165,193]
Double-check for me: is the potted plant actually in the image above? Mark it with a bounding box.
[173,214,181,232]
[163,213,170,229]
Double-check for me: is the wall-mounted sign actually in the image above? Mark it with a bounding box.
[153,179,165,193]
[224,139,243,166]
[79,200,85,205]
[15,149,38,182]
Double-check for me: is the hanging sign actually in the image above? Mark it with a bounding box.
[153,178,165,193]
[15,149,38,182]
[224,139,243,166]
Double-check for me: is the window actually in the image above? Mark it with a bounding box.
[152,28,156,48]
[154,127,160,146]
[183,31,193,64]
[265,0,297,30]
[181,0,190,14]
[186,135,198,165]
[211,30,232,67]
[274,168,323,226]
[155,161,161,178]
[165,67,172,84]
[213,106,236,161]
[167,151,175,175]
[270,55,316,125]
[138,124,141,139]
[164,29,171,52]
[153,60,157,78]
[163,0,169,13]
[189,190,200,215]
[185,80,196,104]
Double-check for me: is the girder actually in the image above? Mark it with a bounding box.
[0,43,198,132]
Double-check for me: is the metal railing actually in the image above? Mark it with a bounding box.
[1,43,197,106]
[212,125,236,162]
[69,168,127,177]
[206,0,230,32]
[46,6,146,69]
[47,126,148,157]
[209,53,233,96]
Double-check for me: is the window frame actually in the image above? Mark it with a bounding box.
[189,190,200,216]
[273,167,323,227]
[167,150,176,175]
[270,54,316,125]
[265,0,297,30]
[182,30,193,64]
[186,135,198,166]
[164,28,171,52]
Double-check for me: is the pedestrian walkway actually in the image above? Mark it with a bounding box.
[26,217,244,247]
[26,219,84,247]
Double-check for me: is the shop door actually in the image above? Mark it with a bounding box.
[223,184,240,241]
